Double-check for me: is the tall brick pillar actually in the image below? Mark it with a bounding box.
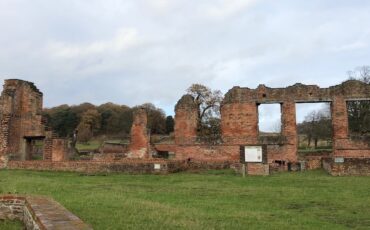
[129,108,150,158]
[174,95,198,145]
[221,102,258,145]
[281,100,298,162]
[331,96,348,156]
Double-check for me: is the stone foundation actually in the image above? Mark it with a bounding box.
[6,159,185,174]
[323,157,370,176]
[0,195,91,229]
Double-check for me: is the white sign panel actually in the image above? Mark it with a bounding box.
[244,146,262,162]
[154,164,161,170]
[334,157,344,163]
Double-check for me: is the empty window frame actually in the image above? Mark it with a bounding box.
[258,103,282,135]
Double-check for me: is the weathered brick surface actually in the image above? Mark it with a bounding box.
[231,162,269,175]
[167,80,369,174]
[6,159,185,174]
[174,95,198,145]
[175,145,240,161]
[0,195,25,221]
[1,79,368,175]
[51,138,69,161]
[0,80,44,160]
[0,80,69,162]
[323,157,370,176]
[221,102,258,145]
[303,156,323,170]
[247,163,269,175]
[281,100,298,162]
[128,108,150,158]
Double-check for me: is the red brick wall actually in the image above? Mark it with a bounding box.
[51,138,69,162]
[129,108,150,158]
[331,96,370,157]
[323,157,370,176]
[175,145,240,161]
[174,95,198,145]
[221,102,258,145]
[0,80,45,159]
[281,100,298,162]
[6,159,185,174]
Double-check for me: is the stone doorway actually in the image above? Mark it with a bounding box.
[23,136,45,160]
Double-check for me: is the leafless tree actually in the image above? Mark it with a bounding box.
[186,84,223,143]
[346,66,370,135]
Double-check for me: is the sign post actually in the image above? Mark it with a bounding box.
[240,145,264,177]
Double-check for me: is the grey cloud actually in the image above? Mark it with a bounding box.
[0,0,369,124]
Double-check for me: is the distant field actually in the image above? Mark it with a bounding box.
[0,170,369,229]
[76,140,102,151]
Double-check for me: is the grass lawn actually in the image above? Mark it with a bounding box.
[0,169,369,230]
[76,140,102,151]
[0,220,23,230]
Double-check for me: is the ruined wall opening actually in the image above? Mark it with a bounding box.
[346,100,370,140]
[24,136,45,160]
[295,102,332,155]
[258,103,282,135]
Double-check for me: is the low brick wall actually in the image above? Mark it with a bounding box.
[323,157,370,176]
[302,156,323,170]
[0,195,25,221]
[186,159,235,170]
[0,195,91,229]
[231,163,270,176]
[6,159,185,174]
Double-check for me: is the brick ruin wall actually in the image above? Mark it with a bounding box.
[165,80,370,174]
[128,108,150,158]
[0,79,69,163]
[0,79,44,160]
[1,79,369,175]
[323,157,370,176]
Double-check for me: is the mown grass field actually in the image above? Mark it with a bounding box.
[0,220,23,230]
[0,169,370,230]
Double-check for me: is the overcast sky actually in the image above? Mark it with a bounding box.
[1,0,369,126]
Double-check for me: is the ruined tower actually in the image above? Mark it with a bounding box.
[0,79,45,160]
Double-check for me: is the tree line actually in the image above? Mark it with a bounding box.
[43,102,174,142]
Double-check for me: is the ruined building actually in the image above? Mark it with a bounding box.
[0,79,369,175]
[0,79,68,162]
[167,80,370,174]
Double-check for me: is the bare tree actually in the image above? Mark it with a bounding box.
[298,108,332,148]
[186,84,223,125]
[346,66,370,135]
[186,84,223,143]
[347,65,370,83]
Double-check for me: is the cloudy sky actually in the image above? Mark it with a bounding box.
[0,0,369,128]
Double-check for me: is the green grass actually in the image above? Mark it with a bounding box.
[0,220,23,230]
[76,140,102,151]
[0,170,370,229]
